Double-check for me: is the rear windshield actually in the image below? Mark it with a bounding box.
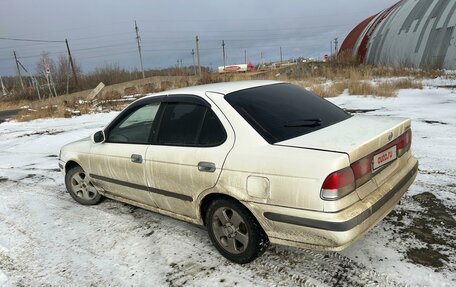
[225,83,351,144]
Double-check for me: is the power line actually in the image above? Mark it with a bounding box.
[136,23,354,34]
[0,42,63,51]
[70,31,132,41]
[72,42,134,52]
[0,37,64,43]
[0,23,348,51]
[0,40,326,62]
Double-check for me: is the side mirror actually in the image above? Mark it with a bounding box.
[92,130,106,143]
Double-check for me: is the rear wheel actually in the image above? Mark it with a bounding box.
[205,198,269,264]
[65,166,102,205]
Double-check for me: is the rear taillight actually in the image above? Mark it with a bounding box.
[321,167,356,200]
[351,155,373,187]
[321,129,412,200]
[321,156,373,200]
[321,130,412,200]
[397,130,412,157]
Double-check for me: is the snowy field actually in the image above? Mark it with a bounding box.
[0,79,455,286]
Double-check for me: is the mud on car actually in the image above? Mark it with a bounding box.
[60,81,418,263]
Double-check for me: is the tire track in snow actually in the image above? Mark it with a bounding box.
[0,179,413,286]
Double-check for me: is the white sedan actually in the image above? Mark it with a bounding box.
[59,81,418,263]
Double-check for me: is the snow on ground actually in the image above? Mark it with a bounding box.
[0,80,455,286]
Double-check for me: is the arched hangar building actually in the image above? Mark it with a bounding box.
[340,0,456,70]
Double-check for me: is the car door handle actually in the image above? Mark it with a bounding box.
[131,154,143,163]
[198,161,216,173]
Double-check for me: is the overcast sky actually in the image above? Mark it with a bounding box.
[0,0,398,76]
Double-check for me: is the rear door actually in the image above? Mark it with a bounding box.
[89,101,161,206]
[144,95,234,218]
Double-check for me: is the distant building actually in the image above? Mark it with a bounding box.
[340,0,456,70]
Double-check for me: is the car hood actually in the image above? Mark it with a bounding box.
[62,136,91,148]
[275,115,411,162]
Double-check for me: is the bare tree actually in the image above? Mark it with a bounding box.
[36,52,58,98]
[36,52,56,79]
[56,55,82,94]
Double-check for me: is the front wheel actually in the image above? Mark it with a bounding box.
[65,166,102,205]
[205,198,269,264]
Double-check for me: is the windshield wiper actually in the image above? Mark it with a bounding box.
[284,118,322,127]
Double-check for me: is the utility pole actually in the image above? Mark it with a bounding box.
[135,20,145,79]
[334,37,339,54]
[0,76,7,96]
[191,49,196,75]
[13,51,25,91]
[280,46,283,64]
[16,59,40,100]
[261,51,264,66]
[65,39,79,90]
[222,40,226,69]
[244,49,247,64]
[195,35,201,76]
[18,61,41,100]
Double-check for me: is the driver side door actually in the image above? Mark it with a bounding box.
[89,101,161,206]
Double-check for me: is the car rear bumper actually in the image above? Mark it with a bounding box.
[245,155,418,251]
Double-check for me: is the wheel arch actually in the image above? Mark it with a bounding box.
[65,160,83,173]
[199,193,260,227]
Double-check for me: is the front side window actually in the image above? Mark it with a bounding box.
[157,102,226,146]
[107,103,160,144]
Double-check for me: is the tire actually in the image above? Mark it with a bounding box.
[65,166,102,205]
[205,198,269,264]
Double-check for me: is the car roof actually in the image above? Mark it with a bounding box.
[143,80,283,99]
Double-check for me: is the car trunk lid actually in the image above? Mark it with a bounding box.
[275,115,411,199]
[275,115,410,162]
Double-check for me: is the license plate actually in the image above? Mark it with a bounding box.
[373,145,397,170]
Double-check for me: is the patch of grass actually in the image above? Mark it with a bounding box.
[140,83,158,94]
[309,82,347,98]
[347,78,423,97]
[375,82,397,97]
[328,82,347,97]
[100,90,122,100]
[391,79,423,90]
[174,79,190,88]
[373,79,423,97]
[196,73,223,85]
[308,84,327,97]
[160,81,173,91]
[348,80,376,96]
[13,105,66,122]
[124,86,138,95]
[0,99,31,110]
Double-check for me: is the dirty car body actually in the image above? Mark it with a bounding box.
[59,81,418,263]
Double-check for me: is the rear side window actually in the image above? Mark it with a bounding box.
[199,110,226,146]
[225,83,350,143]
[157,102,226,146]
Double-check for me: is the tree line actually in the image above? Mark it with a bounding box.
[1,52,208,101]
